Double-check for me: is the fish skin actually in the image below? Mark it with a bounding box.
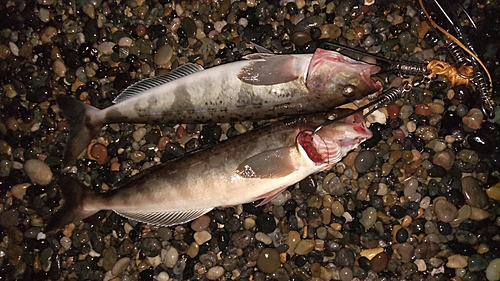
[45,110,373,233]
[57,48,381,165]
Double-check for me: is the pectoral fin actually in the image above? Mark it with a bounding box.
[238,56,298,85]
[117,208,213,226]
[236,147,297,179]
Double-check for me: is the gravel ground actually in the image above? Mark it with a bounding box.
[1,0,500,280]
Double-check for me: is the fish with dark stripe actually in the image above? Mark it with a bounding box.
[57,48,381,165]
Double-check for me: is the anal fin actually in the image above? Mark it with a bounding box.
[117,208,213,227]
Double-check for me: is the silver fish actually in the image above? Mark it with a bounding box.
[45,110,373,232]
[57,48,381,165]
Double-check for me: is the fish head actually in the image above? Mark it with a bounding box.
[297,111,372,166]
[306,48,382,102]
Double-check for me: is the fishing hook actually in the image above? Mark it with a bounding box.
[313,81,412,135]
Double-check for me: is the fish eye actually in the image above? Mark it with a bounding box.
[342,85,355,97]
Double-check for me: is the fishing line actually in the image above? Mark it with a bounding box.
[418,0,493,92]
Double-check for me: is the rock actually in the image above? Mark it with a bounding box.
[434,198,458,223]
[24,159,53,185]
[162,247,178,268]
[111,257,131,276]
[446,254,467,268]
[487,258,500,281]
[360,207,377,230]
[461,176,488,208]
[462,108,483,129]
[194,230,212,245]
[294,239,315,255]
[371,252,388,272]
[191,215,211,231]
[154,44,173,66]
[286,231,301,255]
[206,266,224,280]
[256,248,280,273]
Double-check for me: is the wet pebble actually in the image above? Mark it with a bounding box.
[256,248,280,273]
[206,266,224,280]
[191,215,211,231]
[294,239,315,255]
[461,176,488,208]
[154,44,173,66]
[487,258,500,281]
[354,150,375,173]
[140,237,162,257]
[434,198,458,223]
[112,257,131,276]
[462,108,483,129]
[24,159,53,185]
[194,230,212,245]
[371,252,388,272]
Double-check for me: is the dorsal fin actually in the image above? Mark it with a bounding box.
[113,62,204,103]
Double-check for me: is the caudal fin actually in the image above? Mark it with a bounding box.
[56,95,102,166]
[45,175,98,233]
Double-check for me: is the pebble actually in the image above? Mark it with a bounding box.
[154,44,173,66]
[133,127,147,141]
[360,207,377,230]
[89,142,109,164]
[461,176,488,208]
[10,183,30,199]
[487,259,500,281]
[462,108,483,129]
[112,257,131,276]
[256,248,280,273]
[24,159,53,185]
[191,215,211,231]
[294,239,315,255]
[206,266,224,280]
[193,230,212,245]
[255,232,272,245]
[162,247,178,268]
[371,252,388,272]
[434,198,458,223]
[446,254,467,268]
[360,247,383,260]
[354,150,375,173]
[286,231,301,255]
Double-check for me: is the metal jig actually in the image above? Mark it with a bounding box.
[313,81,412,134]
[419,0,496,118]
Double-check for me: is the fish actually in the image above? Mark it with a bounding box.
[57,48,382,165]
[45,110,373,233]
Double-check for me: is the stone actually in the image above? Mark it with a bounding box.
[486,258,500,281]
[294,239,315,255]
[154,44,173,66]
[191,215,211,231]
[194,230,212,245]
[24,159,53,185]
[446,254,467,268]
[256,248,280,273]
[461,176,488,208]
[162,247,178,268]
[111,257,131,276]
[371,252,388,272]
[462,108,483,129]
[359,207,377,230]
[206,266,224,280]
[434,198,458,223]
[286,231,301,255]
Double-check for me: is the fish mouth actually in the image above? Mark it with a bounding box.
[361,65,383,93]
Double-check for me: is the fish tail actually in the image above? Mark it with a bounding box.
[56,95,102,166]
[45,175,97,233]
